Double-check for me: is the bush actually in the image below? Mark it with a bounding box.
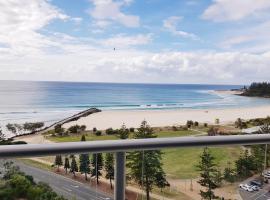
[186,120,194,128]
[171,126,178,131]
[80,125,86,131]
[95,131,102,136]
[23,122,44,132]
[67,125,86,134]
[106,128,118,135]
[68,125,80,133]
[204,123,208,127]
[194,121,199,126]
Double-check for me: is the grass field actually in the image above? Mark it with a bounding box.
[19,158,52,171]
[162,146,241,179]
[47,129,197,142]
[47,130,241,179]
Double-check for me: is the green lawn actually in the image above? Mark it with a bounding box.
[48,134,118,142]
[48,130,197,142]
[162,146,241,179]
[19,159,53,171]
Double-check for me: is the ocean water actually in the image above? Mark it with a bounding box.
[1,80,270,130]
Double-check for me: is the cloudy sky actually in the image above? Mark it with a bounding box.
[0,0,270,84]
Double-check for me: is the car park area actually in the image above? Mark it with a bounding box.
[239,176,270,200]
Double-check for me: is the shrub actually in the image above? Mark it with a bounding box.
[186,120,194,128]
[68,125,86,134]
[106,128,119,135]
[80,125,86,131]
[204,123,208,127]
[95,131,102,136]
[68,125,80,133]
[194,121,199,126]
[23,122,44,132]
[172,126,178,131]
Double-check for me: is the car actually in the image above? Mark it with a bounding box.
[246,184,255,192]
[250,180,263,188]
[251,185,259,191]
[239,184,254,192]
[263,173,270,178]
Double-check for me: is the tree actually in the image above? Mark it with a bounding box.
[250,123,270,172]
[79,135,90,180]
[155,170,170,192]
[223,163,235,183]
[186,120,194,128]
[118,124,129,139]
[197,147,219,200]
[70,155,78,177]
[95,131,102,136]
[68,125,86,134]
[54,155,63,172]
[23,122,44,132]
[91,153,103,184]
[0,128,5,141]
[64,156,70,174]
[127,120,167,200]
[8,174,31,198]
[14,124,23,135]
[68,125,80,134]
[235,118,247,129]
[54,124,65,136]
[6,123,17,135]
[105,153,114,189]
[235,150,256,178]
[208,127,218,136]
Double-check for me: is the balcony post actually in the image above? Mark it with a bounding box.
[114,151,126,200]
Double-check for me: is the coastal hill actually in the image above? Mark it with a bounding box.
[240,82,270,97]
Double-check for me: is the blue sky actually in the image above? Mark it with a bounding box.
[0,0,270,84]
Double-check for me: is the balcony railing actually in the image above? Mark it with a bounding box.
[1,134,270,200]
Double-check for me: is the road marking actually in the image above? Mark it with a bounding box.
[250,190,263,198]
[62,186,72,192]
[71,185,79,188]
[254,191,268,200]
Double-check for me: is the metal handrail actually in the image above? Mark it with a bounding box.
[0,134,270,158]
[1,134,270,200]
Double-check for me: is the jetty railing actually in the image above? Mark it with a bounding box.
[1,134,270,200]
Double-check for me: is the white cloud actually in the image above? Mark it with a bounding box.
[221,20,270,52]
[100,34,152,48]
[0,0,70,55]
[202,0,270,22]
[1,47,270,84]
[163,16,199,40]
[89,0,140,28]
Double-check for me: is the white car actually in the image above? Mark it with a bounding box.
[251,185,260,191]
[239,184,254,192]
[263,173,270,178]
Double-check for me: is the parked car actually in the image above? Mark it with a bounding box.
[250,180,263,188]
[263,173,270,179]
[239,184,254,192]
[251,185,259,191]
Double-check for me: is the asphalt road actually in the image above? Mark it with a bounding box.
[0,160,112,200]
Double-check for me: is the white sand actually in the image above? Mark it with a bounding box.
[63,106,270,130]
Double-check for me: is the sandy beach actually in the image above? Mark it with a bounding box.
[63,105,270,130]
